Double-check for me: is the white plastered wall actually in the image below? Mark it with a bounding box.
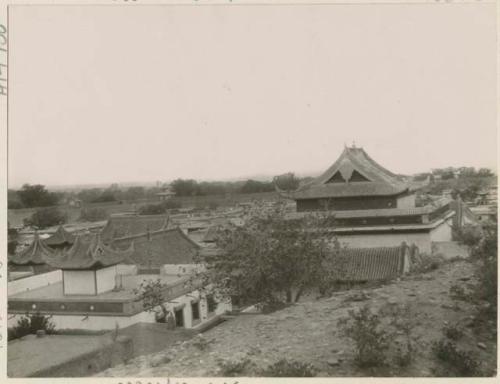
[429,219,453,242]
[96,266,117,294]
[8,270,62,296]
[397,194,416,209]
[63,270,96,295]
[336,232,432,254]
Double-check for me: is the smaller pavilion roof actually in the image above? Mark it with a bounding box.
[44,225,75,246]
[45,233,134,270]
[9,233,55,266]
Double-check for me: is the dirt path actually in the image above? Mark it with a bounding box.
[97,260,496,377]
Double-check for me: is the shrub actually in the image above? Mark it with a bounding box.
[217,357,253,377]
[24,207,67,229]
[381,303,420,367]
[9,313,56,341]
[454,225,482,248]
[338,305,390,368]
[191,335,210,351]
[411,253,442,274]
[443,323,464,341]
[449,284,471,302]
[432,339,480,376]
[260,359,316,377]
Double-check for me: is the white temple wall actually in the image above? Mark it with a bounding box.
[63,270,96,295]
[116,264,138,275]
[7,311,155,330]
[429,219,453,242]
[8,270,62,296]
[336,232,432,254]
[96,266,118,294]
[161,264,205,276]
[397,194,416,209]
[8,288,233,331]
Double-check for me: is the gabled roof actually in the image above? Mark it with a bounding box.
[293,146,409,199]
[44,233,134,270]
[9,233,55,266]
[331,243,411,282]
[111,227,200,267]
[44,225,75,246]
[101,214,170,242]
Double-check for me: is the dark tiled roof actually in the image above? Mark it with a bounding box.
[9,233,55,266]
[45,234,134,270]
[331,244,409,282]
[112,227,200,267]
[101,214,170,242]
[293,147,409,199]
[44,225,75,246]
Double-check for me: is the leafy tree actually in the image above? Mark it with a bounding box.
[198,203,338,307]
[239,179,274,194]
[24,207,67,229]
[9,312,56,341]
[273,172,300,192]
[76,188,103,203]
[8,189,24,209]
[133,279,168,322]
[171,179,200,196]
[477,168,494,177]
[17,184,59,208]
[122,186,146,201]
[92,190,117,203]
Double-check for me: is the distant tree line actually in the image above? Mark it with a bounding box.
[8,184,62,209]
[170,173,306,197]
[414,167,495,182]
[8,172,309,211]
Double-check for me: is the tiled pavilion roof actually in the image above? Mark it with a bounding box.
[45,233,134,270]
[9,233,55,266]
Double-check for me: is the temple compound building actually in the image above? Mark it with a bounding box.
[290,146,455,253]
[8,219,230,331]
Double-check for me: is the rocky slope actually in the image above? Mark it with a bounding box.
[97,259,496,377]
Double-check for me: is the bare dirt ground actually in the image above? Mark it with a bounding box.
[97,259,496,377]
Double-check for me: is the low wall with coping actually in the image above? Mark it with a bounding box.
[8,270,62,296]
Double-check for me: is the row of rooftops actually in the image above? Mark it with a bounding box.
[8,221,201,270]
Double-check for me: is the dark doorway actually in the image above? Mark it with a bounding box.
[174,308,184,327]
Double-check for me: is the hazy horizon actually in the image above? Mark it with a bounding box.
[8,4,497,189]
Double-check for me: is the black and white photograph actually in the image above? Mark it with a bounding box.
[1,0,497,380]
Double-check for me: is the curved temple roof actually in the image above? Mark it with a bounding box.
[293,146,409,199]
[9,232,55,266]
[45,233,134,270]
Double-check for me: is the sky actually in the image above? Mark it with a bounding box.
[8,3,497,188]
